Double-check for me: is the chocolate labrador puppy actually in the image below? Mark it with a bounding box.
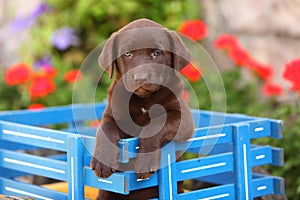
[91,18,194,199]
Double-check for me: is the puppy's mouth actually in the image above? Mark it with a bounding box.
[134,84,161,98]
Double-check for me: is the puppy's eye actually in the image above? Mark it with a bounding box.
[124,51,132,57]
[152,50,161,57]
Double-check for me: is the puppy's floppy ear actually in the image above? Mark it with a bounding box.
[168,30,191,71]
[99,32,118,79]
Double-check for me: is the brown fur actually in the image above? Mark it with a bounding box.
[91,18,194,199]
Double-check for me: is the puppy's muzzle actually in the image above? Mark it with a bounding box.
[133,73,150,84]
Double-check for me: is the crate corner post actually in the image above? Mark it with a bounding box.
[158,142,177,200]
[233,124,253,200]
[67,134,85,200]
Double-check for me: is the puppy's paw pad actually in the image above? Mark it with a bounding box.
[90,157,116,178]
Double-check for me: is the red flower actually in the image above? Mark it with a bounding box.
[28,104,45,110]
[29,75,56,98]
[180,63,202,82]
[283,58,300,94]
[178,20,208,41]
[228,45,250,66]
[214,34,238,50]
[254,64,273,81]
[64,70,82,83]
[246,59,273,80]
[5,63,32,86]
[262,82,284,97]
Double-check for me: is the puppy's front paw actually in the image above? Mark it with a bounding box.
[90,146,119,178]
[135,150,161,180]
[90,156,118,178]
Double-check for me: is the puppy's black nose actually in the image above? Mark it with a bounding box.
[133,73,149,83]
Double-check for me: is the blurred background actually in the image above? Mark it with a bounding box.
[0,0,299,199]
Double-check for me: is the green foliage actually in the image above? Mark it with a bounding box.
[2,0,195,110]
[192,68,300,199]
[5,0,199,109]
[25,0,197,66]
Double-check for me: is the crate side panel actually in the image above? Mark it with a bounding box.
[0,177,67,200]
[0,120,68,151]
[178,184,235,200]
[249,119,271,139]
[0,149,67,181]
[251,146,273,166]
[252,175,275,198]
[0,140,37,151]
[177,153,234,181]
[84,168,129,194]
[127,171,158,191]
[0,103,106,126]
[176,125,233,152]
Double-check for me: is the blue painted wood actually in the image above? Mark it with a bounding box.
[0,120,68,151]
[0,103,106,126]
[187,143,234,155]
[252,175,275,198]
[272,176,285,196]
[84,168,130,194]
[67,135,84,200]
[0,102,285,199]
[0,167,29,178]
[158,142,177,200]
[0,140,38,151]
[0,177,67,199]
[194,172,235,185]
[233,124,253,200]
[272,147,284,166]
[270,119,284,138]
[0,149,67,181]
[178,184,235,200]
[127,171,158,191]
[177,153,234,181]
[250,146,273,167]
[248,119,271,138]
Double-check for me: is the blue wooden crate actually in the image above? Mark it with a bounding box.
[0,102,285,200]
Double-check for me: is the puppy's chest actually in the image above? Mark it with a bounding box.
[129,104,151,126]
[128,99,172,126]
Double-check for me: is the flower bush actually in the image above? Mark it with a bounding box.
[212,33,300,199]
[1,0,198,110]
[1,62,83,109]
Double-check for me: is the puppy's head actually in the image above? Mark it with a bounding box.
[99,18,191,98]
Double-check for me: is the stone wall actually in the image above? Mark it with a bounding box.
[202,0,300,85]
